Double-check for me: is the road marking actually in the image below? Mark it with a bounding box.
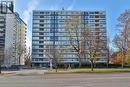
[63,86,82,87]
[44,76,130,80]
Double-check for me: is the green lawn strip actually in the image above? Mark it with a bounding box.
[45,68,130,74]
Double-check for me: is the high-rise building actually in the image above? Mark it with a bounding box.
[0,0,27,66]
[32,10,108,67]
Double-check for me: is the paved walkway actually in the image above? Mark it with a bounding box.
[2,69,47,76]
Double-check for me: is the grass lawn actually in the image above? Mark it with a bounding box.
[45,68,130,74]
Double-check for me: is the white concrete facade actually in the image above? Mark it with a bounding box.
[0,0,27,66]
[4,13,27,66]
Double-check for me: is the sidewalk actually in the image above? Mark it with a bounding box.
[2,69,48,76]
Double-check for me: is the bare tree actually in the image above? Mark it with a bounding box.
[112,9,130,68]
[54,46,64,71]
[64,14,83,67]
[17,43,26,65]
[4,47,14,67]
[45,45,63,72]
[117,9,130,49]
[82,27,102,71]
[24,47,31,67]
[108,47,114,66]
[1,45,16,69]
[113,33,126,68]
[64,14,107,69]
[125,49,130,64]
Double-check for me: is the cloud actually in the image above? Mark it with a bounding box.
[22,0,38,24]
[22,0,39,48]
[67,0,75,10]
[48,0,76,10]
[50,5,59,10]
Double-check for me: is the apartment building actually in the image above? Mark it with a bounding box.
[32,10,108,67]
[0,0,27,66]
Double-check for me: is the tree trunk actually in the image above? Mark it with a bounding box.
[107,49,109,68]
[106,58,109,68]
[94,61,96,68]
[79,61,82,68]
[19,56,21,65]
[91,60,94,71]
[78,51,82,68]
[121,51,124,68]
[55,65,58,72]
[0,64,1,74]
[56,69,58,72]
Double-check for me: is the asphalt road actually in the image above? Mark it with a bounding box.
[0,72,130,87]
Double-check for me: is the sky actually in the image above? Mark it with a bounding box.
[15,0,130,48]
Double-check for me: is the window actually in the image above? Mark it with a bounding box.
[32,49,38,52]
[32,46,39,49]
[1,2,7,13]
[32,37,39,40]
[39,37,44,39]
[40,15,44,18]
[40,12,44,14]
[89,12,94,14]
[100,20,106,23]
[40,24,44,27]
[33,28,39,31]
[45,12,50,14]
[32,58,37,61]
[39,41,44,43]
[39,58,43,61]
[95,15,99,18]
[33,12,39,14]
[44,37,50,40]
[95,24,99,26]
[90,15,95,18]
[50,36,54,40]
[95,12,99,14]
[100,15,105,18]
[32,41,39,44]
[40,20,44,22]
[95,20,99,22]
[40,28,44,31]
[39,45,43,48]
[44,20,50,23]
[39,49,43,52]
[95,28,99,30]
[33,15,39,19]
[44,24,50,27]
[39,54,43,57]
[85,16,88,19]
[33,24,39,27]
[33,20,39,23]
[44,29,50,32]
[39,32,44,35]
[55,36,58,41]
